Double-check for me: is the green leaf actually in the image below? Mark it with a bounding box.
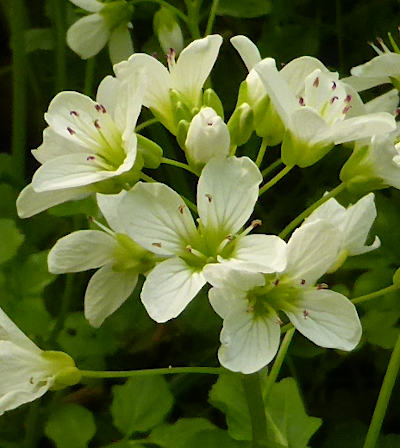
[111,376,174,437]
[15,251,55,296]
[0,219,24,264]
[393,267,400,286]
[45,403,96,448]
[185,428,250,447]
[24,28,55,53]
[362,310,400,349]
[103,443,146,448]
[217,0,271,18]
[150,418,216,448]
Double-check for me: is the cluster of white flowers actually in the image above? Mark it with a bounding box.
[9,30,400,413]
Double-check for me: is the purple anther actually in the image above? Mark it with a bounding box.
[87,156,95,161]
[67,127,75,135]
[342,105,352,114]
[313,77,320,87]
[345,94,352,103]
[70,110,79,116]
[332,81,337,90]
[94,119,101,129]
[299,97,305,106]
[330,96,339,104]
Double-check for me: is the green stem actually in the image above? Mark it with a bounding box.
[84,57,96,97]
[51,0,66,92]
[205,0,219,35]
[80,366,223,378]
[363,333,400,448]
[140,172,157,183]
[255,139,268,167]
[183,196,198,214]
[280,323,294,334]
[130,0,188,22]
[135,118,158,132]
[9,0,27,183]
[23,401,41,448]
[162,157,198,175]
[264,328,295,399]
[279,182,346,239]
[351,284,400,305]
[259,166,293,197]
[261,158,282,178]
[242,373,268,447]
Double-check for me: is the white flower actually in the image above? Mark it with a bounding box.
[48,192,156,327]
[204,220,362,374]
[118,156,287,323]
[304,193,380,271]
[253,57,396,167]
[114,35,223,134]
[0,309,80,414]
[185,107,230,168]
[67,0,134,64]
[17,73,145,218]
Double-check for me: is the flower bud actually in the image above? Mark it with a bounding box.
[185,107,230,168]
[203,88,224,119]
[227,103,254,147]
[100,1,133,30]
[136,134,163,169]
[153,7,184,55]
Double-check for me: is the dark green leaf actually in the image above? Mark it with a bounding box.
[217,0,271,18]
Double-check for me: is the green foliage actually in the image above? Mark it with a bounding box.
[44,403,96,448]
[0,219,24,264]
[111,376,174,437]
[217,0,271,18]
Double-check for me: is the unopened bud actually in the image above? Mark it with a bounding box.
[203,88,224,119]
[185,107,230,167]
[153,7,184,55]
[136,134,163,169]
[228,102,254,147]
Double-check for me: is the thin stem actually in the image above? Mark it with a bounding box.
[183,196,198,214]
[80,366,223,378]
[9,0,27,183]
[205,0,219,35]
[242,373,268,447]
[23,401,41,448]
[259,166,293,197]
[351,284,400,305]
[279,183,346,240]
[51,0,66,92]
[363,333,400,448]
[135,118,158,132]
[130,0,188,22]
[140,172,157,183]
[280,323,294,334]
[261,158,282,178]
[162,157,198,175]
[84,57,96,97]
[264,328,295,399]
[255,139,268,167]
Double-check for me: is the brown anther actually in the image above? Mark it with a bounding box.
[205,194,213,203]
[396,108,400,116]
[330,96,339,104]
[95,104,102,112]
[178,205,185,214]
[186,245,193,253]
[299,97,305,106]
[313,77,320,87]
[345,94,352,103]
[332,81,337,90]
[251,219,262,228]
[207,121,213,126]
[88,216,94,222]
[301,279,306,285]
[67,126,75,135]
[276,316,283,325]
[317,283,329,290]
[100,104,107,113]
[152,242,162,247]
[151,52,158,59]
[280,62,286,68]
[274,279,280,286]
[29,377,34,384]
[87,156,95,161]
[95,104,107,113]
[247,305,255,313]
[70,110,79,116]
[303,310,310,319]
[342,105,352,114]
[94,119,101,129]
[226,234,234,241]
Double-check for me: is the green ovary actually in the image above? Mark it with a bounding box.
[113,234,156,272]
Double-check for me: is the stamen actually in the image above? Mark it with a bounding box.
[29,377,34,384]
[185,245,208,260]
[67,126,75,135]
[70,110,79,116]
[299,97,305,106]
[330,96,339,104]
[178,205,185,214]
[251,219,262,228]
[216,235,234,253]
[345,94,352,103]
[88,216,115,236]
[303,310,310,319]
[205,194,213,203]
[86,156,95,161]
[94,119,101,129]
[276,316,283,325]
[396,108,400,116]
[95,104,107,113]
[274,279,280,286]
[317,283,328,290]
[342,105,352,114]
[332,81,337,90]
[151,52,158,59]
[247,305,255,313]
[301,279,306,285]
[313,77,320,87]
[152,242,162,248]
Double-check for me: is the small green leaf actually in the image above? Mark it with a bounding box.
[392,267,400,286]
[9,297,53,339]
[150,418,216,448]
[217,0,271,18]
[186,428,250,447]
[16,251,55,296]
[24,28,55,52]
[45,403,96,448]
[111,376,174,437]
[0,219,24,264]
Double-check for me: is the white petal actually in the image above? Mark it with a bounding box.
[67,14,109,59]
[84,264,138,327]
[365,89,399,115]
[341,193,379,255]
[281,56,327,96]
[119,182,198,256]
[220,234,287,273]
[230,35,261,71]
[351,53,400,82]
[218,308,281,374]
[96,191,127,233]
[108,25,133,65]
[286,220,341,284]
[0,309,39,352]
[96,75,119,118]
[69,0,103,12]
[16,184,90,218]
[31,152,132,191]
[324,112,396,145]
[48,230,117,274]
[304,197,346,228]
[341,75,386,92]
[254,58,300,127]
[32,128,87,164]
[285,289,361,351]
[171,35,223,106]
[289,107,330,145]
[141,257,205,322]
[369,135,400,188]
[197,157,262,240]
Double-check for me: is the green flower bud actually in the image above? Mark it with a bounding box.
[176,119,190,149]
[227,103,254,147]
[203,88,224,119]
[100,1,133,30]
[153,7,184,55]
[137,134,163,169]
